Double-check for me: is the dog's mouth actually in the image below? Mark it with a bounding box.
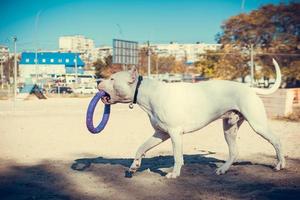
[100,91,111,104]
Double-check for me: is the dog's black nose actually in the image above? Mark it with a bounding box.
[96,78,102,86]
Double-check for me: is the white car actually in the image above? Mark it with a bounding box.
[74,86,98,94]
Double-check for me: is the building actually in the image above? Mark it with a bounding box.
[86,41,221,65]
[144,42,221,63]
[92,46,113,62]
[59,35,95,52]
[19,52,85,82]
[59,35,95,66]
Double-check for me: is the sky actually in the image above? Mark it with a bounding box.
[0,0,288,52]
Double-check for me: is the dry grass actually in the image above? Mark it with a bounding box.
[286,107,300,121]
[275,105,300,122]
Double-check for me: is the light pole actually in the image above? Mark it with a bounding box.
[147,41,151,78]
[35,49,38,83]
[0,56,3,89]
[156,56,159,75]
[35,11,41,85]
[75,53,78,84]
[13,37,17,102]
[0,64,3,89]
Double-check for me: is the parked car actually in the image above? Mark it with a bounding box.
[193,75,207,83]
[49,86,73,94]
[74,86,98,94]
[162,74,183,83]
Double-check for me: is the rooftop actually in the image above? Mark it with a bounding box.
[20,52,85,67]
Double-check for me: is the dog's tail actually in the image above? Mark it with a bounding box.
[252,58,281,95]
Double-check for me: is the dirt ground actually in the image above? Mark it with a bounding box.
[0,97,299,200]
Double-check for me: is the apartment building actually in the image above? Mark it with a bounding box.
[148,42,221,63]
[92,46,113,62]
[59,35,95,66]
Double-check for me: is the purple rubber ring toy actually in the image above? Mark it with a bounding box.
[86,91,111,134]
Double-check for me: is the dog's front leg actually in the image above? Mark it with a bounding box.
[129,131,170,174]
[166,130,184,179]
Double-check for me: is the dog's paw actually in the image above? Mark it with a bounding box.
[216,166,228,175]
[129,159,141,173]
[166,172,179,179]
[128,167,138,173]
[275,160,286,171]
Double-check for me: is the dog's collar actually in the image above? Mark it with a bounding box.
[129,76,143,109]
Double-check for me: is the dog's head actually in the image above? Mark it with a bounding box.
[97,66,139,104]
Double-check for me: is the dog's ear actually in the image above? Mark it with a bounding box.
[128,66,138,84]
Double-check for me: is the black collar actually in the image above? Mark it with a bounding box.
[133,76,143,104]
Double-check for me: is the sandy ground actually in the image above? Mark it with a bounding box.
[0,97,299,200]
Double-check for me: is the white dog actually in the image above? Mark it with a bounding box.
[98,59,285,178]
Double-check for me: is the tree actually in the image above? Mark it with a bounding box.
[195,46,250,82]
[94,58,107,78]
[138,47,149,75]
[2,55,19,84]
[215,2,300,85]
[217,3,300,50]
[94,55,122,78]
[138,47,186,75]
[194,50,221,78]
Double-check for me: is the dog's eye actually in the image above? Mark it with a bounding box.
[110,78,114,81]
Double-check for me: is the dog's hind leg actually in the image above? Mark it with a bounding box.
[216,112,244,175]
[129,131,170,174]
[241,98,286,171]
[246,119,285,170]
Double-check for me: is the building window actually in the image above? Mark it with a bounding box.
[34,59,38,63]
[50,59,54,63]
[25,58,30,63]
[66,58,69,63]
[58,59,62,63]
[42,59,46,63]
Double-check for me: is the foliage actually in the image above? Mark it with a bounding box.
[217,3,300,50]
[1,56,19,83]
[276,106,300,122]
[138,47,186,75]
[94,58,107,78]
[200,2,300,84]
[194,50,220,78]
[195,47,250,82]
[94,55,122,78]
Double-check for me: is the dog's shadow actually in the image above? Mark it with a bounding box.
[71,152,273,177]
[71,151,222,176]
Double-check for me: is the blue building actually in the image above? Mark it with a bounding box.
[19,52,85,80]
